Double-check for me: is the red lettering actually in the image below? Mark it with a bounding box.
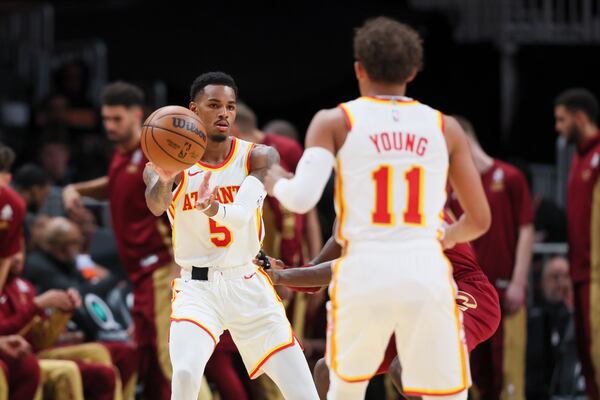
[392,132,403,150]
[182,194,192,211]
[369,135,381,153]
[405,134,415,152]
[416,138,428,156]
[381,132,391,151]
[220,187,234,204]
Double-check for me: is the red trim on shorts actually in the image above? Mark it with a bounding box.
[404,385,467,397]
[248,337,297,379]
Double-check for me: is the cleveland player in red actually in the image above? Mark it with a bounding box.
[0,143,41,400]
[448,117,534,400]
[555,88,600,400]
[256,211,500,399]
[63,82,175,399]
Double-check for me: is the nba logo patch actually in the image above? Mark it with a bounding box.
[0,204,13,221]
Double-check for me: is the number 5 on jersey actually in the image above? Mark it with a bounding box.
[371,165,424,226]
[209,219,232,247]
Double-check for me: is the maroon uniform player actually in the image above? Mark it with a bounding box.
[0,144,41,400]
[63,82,174,399]
[555,88,600,400]
[448,117,534,400]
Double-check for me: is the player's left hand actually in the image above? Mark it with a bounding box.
[264,165,293,196]
[504,280,526,314]
[253,255,286,271]
[0,335,31,359]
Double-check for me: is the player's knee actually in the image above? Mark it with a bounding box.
[388,356,403,392]
[314,358,330,399]
[171,364,198,389]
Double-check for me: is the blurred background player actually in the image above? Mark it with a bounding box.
[448,116,534,400]
[145,72,319,400]
[554,88,600,400]
[265,17,491,400]
[62,82,174,399]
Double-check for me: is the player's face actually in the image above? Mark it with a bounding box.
[102,105,141,144]
[190,85,237,143]
[554,105,579,143]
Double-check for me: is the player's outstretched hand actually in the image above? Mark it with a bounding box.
[195,172,217,212]
[63,185,83,211]
[146,162,179,183]
[264,164,293,196]
[0,335,31,359]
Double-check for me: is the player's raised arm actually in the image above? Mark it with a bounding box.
[195,144,276,230]
[265,108,345,214]
[444,115,491,245]
[143,163,180,216]
[63,176,109,210]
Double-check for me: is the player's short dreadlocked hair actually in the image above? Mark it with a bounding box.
[190,72,238,101]
[354,16,423,84]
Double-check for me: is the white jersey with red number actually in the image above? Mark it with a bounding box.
[335,96,448,245]
[167,137,265,271]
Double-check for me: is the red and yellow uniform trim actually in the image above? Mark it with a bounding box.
[437,111,445,134]
[360,96,419,106]
[168,172,188,249]
[249,268,297,378]
[196,137,239,171]
[403,248,469,396]
[338,103,354,131]
[169,317,218,347]
[245,142,255,175]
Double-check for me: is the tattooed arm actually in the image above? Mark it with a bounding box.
[144,163,181,216]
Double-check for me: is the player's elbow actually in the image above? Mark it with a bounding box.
[471,206,491,237]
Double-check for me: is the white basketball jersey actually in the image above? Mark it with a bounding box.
[168,138,265,270]
[335,96,448,245]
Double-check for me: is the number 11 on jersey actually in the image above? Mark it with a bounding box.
[371,165,424,226]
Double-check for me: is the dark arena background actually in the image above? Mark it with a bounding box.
[0,1,599,399]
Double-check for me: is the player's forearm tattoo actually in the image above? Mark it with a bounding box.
[250,145,280,183]
[143,167,174,213]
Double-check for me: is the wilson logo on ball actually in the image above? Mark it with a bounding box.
[172,117,207,140]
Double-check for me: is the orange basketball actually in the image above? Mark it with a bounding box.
[140,105,207,172]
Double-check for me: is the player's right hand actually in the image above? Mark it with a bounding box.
[146,162,179,183]
[253,255,286,270]
[0,335,31,359]
[63,184,82,211]
[34,289,76,312]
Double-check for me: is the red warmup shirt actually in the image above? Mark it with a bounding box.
[108,147,172,285]
[262,133,306,266]
[449,159,534,288]
[0,276,42,336]
[567,133,600,283]
[0,186,25,258]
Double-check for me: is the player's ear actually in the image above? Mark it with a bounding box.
[189,101,197,112]
[405,68,418,83]
[354,61,366,81]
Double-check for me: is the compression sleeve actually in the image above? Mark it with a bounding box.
[210,175,266,230]
[272,147,335,214]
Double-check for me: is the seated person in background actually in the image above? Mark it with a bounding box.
[24,216,117,298]
[66,204,112,283]
[0,334,40,400]
[2,249,137,400]
[12,164,52,246]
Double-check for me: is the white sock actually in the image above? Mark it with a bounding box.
[169,321,215,400]
[260,341,319,400]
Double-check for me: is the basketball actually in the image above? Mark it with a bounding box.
[140,105,207,172]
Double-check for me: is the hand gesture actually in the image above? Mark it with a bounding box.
[0,335,31,359]
[34,289,76,312]
[194,172,217,212]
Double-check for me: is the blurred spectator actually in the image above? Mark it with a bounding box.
[554,88,600,400]
[24,217,116,298]
[263,119,300,143]
[527,256,582,399]
[12,163,50,215]
[39,134,72,187]
[449,116,534,400]
[27,215,49,254]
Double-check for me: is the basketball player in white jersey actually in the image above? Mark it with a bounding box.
[144,72,319,400]
[264,18,491,400]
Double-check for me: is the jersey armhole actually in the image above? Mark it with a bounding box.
[245,143,255,176]
[437,111,446,135]
[338,103,354,131]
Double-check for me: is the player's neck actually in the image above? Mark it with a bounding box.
[472,146,494,174]
[580,123,599,144]
[362,82,407,98]
[116,128,141,154]
[202,136,234,164]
